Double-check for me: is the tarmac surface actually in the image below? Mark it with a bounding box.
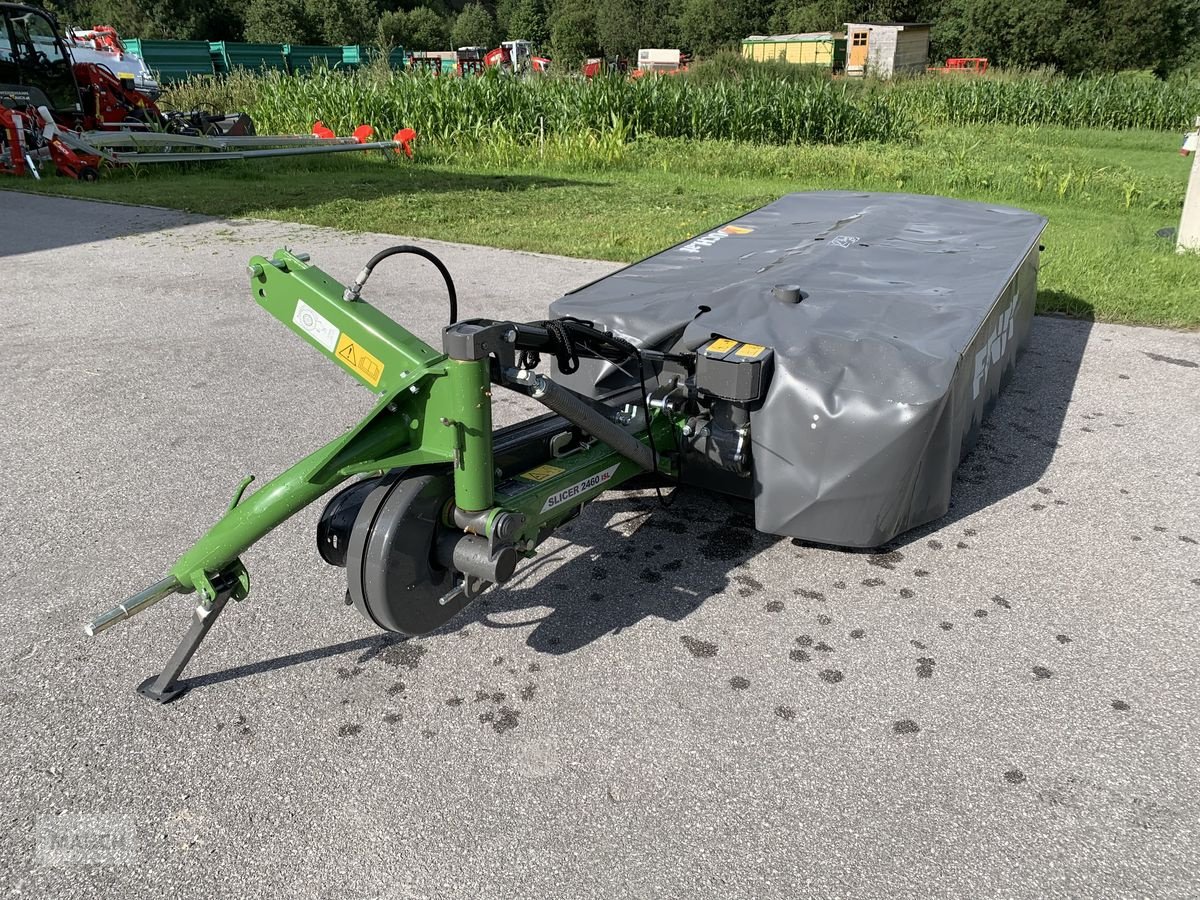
[1,191,1198,899]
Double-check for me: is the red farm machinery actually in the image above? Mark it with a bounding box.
[0,3,416,180]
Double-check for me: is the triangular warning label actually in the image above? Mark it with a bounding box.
[338,342,356,364]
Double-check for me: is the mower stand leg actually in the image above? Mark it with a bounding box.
[136,593,231,704]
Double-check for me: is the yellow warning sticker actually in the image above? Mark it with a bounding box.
[707,338,739,354]
[334,333,385,387]
[735,343,767,358]
[520,464,566,483]
[720,225,755,235]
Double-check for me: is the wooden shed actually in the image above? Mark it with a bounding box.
[741,33,846,71]
[843,23,930,77]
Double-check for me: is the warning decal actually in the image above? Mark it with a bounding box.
[706,337,738,354]
[520,464,566,483]
[334,333,385,387]
[735,343,767,358]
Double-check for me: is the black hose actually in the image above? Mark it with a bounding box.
[347,245,458,325]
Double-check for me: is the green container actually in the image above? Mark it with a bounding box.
[363,47,408,69]
[286,44,345,72]
[124,38,215,83]
[341,45,365,68]
[209,41,288,74]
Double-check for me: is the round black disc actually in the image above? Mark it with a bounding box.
[346,472,473,635]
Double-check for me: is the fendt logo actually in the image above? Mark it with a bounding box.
[678,224,754,254]
[972,289,1018,400]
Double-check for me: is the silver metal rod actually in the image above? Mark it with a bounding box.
[511,370,656,472]
[108,140,405,166]
[84,132,366,150]
[86,577,180,636]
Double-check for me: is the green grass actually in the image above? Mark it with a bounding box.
[14,123,1200,328]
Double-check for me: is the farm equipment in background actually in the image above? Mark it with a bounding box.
[84,192,1047,704]
[927,57,989,75]
[633,48,689,78]
[485,40,549,74]
[582,56,628,79]
[66,23,159,97]
[0,2,416,179]
[456,46,486,76]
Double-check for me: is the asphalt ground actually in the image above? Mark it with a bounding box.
[1,192,1198,900]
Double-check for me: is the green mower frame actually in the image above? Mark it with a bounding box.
[88,247,698,702]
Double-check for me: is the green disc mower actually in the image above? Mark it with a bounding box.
[86,193,1046,703]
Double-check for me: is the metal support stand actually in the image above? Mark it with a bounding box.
[136,593,230,704]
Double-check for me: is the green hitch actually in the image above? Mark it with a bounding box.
[444,358,494,512]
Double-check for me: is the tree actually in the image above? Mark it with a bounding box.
[451,3,500,48]
[309,0,380,44]
[549,0,599,67]
[379,6,451,50]
[1098,0,1200,77]
[506,0,549,47]
[78,0,244,39]
[244,0,319,43]
[407,6,451,47]
[594,0,640,57]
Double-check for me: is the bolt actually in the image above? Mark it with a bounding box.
[503,329,517,343]
[681,424,694,437]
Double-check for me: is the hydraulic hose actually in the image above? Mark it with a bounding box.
[343,245,458,325]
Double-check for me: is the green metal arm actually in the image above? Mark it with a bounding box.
[87,248,670,635]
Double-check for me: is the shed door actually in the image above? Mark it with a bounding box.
[849,30,869,67]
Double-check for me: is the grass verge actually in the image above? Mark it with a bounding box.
[11,124,1200,328]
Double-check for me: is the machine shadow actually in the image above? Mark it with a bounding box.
[444,488,782,654]
[888,308,1095,548]
[184,310,1095,688]
[181,487,776,695]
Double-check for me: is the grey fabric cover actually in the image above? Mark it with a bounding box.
[550,192,1047,547]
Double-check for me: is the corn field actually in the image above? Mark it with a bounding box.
[882,73,1197,131]
[164,68,1198,151]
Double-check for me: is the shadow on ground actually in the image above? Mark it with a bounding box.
[5,167,599,257]
[174,309,1093,696]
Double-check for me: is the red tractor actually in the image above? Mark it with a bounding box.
[0,3,414,179]
[0,2,250,178]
